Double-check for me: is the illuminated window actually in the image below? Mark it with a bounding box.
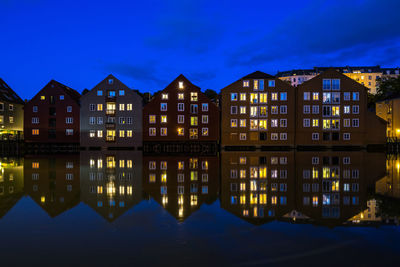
[259,93,267,103]
[191,171,198,181]
[97,90,103,96]
[312,196,318,206]
[161,172,167,183]
[119,104,125,111]
[162,93,168,100]
[271,93,278,101]
[97,104,103,111]
[97,130,103,137]
[160,103,167,111]
[250,119,258,130]
[202,128,208,136]
[250,93,258,104]
[149,128,156,136]
[97,186,103,194]
[254,79,259,90]
[240,93,246,101]
[240,195,246,204]
[271,196,277,205]
[191,92,198,101]
[32,129,39,135]
[240,119,246,127]
[259,106,267,117]
[239,133,246,140]
[250,106,257,117]
[189,128,198,139]
[127,130,133,137]
[202,161,208,170]
[32,162,39,169]
[160,128,167,136]
[127,104,132,110]
[243,80,249,87]
[40,96,45,100]
[119,130,125,138]
[190,116,198,126]
[161,115,167,123]
[177,128,184,136]
[313,92,319,100]
[160,161,167,170]
[271,106,278,114]
[179,81,184,89]
[312,119,319,127]
[231,119,237,127]
[231,93,238,101]
[178,93,184,100]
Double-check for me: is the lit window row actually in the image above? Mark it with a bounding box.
[242,79,276,89]
[89,103,133,111]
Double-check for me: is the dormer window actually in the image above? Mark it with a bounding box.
[179,81,184,89]
[243,80,249,87]
[162,93,168,100]
[108,79,114,84]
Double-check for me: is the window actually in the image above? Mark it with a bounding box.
[97,90,103,96]
[268,80,275,87]
[303,119,310,127]
[323,93,331,104]
[240,93,246,101]
[343,133,351,140]
[303,105,310,114]
[312,119,319,127]
[243,80,249,87]
[119,104,125,111]
[108,78,113,84]
[40,96,45,100]
[162,93,168,100]
[352,105,359,114]
[353,92,359,101]
[189,129,198,139]
[126,117,132,124]
[332,106,340,116]
[127,104,132,111]
[97,117,103,124]
[240,119,246,127]
[66,106,72,112]
[191,116,198,126]
[178,103,184,111]
[33,106,38,112]
[66,117,73,124]
[179,81,184,89]
[323,106,331,116]
[97,130,103,137]
[312,133,319,140]
[32,117,39,124]
[160,103,167,111]
[239,133,246,140]
[90,130,96,138]
[332,79,340,90]
[250,93,258,104]
[271,106,278,114]
[312,105,319,114]
[280,92,287,101]
[271,119,278,127]
[127,130,133,137]
[32,129,39,135]
[352,119,359,127]
[332,93,340,104]
[202,115,208,124]
[280,105,287,114]
[160,128,167,136]
[240,106,246,114]
[202,103,208,111]
[312,92,319,100]
[178,93,184,100]
[231,93,238,101]
[344,106,350,114]
[66,129,73,135]
[191,92,198,101]
[280,119,287,127]
[344,119,350,127]
[178,115,184,124]
[161,115,167,123]
[149,128,156,136]
[323,79,331,90]
[231,119,237,127]
[271,133,278,140]
[177,128,184,136]
[119,90,125,96]
[271,93,278,101]
[254,79,259,90]
[344,92,350,101]
[280,133,287,140]
[303,92,310,101]
[97,104,103,111]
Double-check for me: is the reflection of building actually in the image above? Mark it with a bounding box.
[0,158,24,218]
[80,75,143,149]
[143,75,219,152]
[24,155,80,217]
[143,155,218,221]
[0,79,24,140]
[24,80,81,143]
[295,151,385,227]
[80,151,142,222]
[220,152,295,224]
[220,71,295,148]
[376,156,400,198]
[296,69,386,147]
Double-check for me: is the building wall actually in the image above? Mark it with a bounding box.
[80,75,143,148]
[0,102,24,140]
[376,98,400,138]
[278,74,316,87]
[221,72,295,147]
[24,81,80,143]
[296,69,384,146]
[343,72,380,94]
[143,75,219,142]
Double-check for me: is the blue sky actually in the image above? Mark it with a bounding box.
[1,0,400,99]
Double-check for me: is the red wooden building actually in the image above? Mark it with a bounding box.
[24,80,81,144]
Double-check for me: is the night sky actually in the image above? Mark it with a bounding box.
[1,0,400,99]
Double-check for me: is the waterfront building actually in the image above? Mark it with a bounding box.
[376,96,400,138]
[80,75,143,149]
[296,69,386,147]
[0,78,24,140]
[24,80,81,144]
[220,71,295,148]
[0,158,23,218]
[143,155,218,221]
[143,75,219,152]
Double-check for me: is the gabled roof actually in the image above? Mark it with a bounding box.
[242,71,275,79]
[0,78,24,104]
[276,69,315,77]
[50,80,81,102]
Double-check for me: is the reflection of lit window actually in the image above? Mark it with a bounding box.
[127,186,133,195]
[32,162,39,169]
[160,161,167,170]
[240,195,246,204]
[271,196,277,205]
[178,161,184,170]
[161,172,167,183]
[202,161,208,170]
[97,186,103,194]
[149,174,156,183]
[312,196,318,206]
[190,171,198,181]
[177,128,184,136]
[191,195,198,206]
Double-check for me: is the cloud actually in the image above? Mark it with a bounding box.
[227,0,400,69]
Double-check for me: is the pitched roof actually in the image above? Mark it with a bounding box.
[50,80,81,102]
[242,71,275,79]
[276,69,315,77]
[0,78,24,104]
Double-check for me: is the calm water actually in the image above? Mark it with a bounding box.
[1,151,400,266]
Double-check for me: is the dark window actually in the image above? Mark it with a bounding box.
[49,118,56,127]
[332,157,339,165]
[259,132,267,141]
[332,132,339,141]
[50,96,55,104]
[259,156,267,164]
[323,132,330,141]
[323,157,330,165]
[49,107,56,116]
[48,129,56,139]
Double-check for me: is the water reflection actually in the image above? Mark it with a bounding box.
[80,151,142,221]
[1,151,399,226]
[24,155,80,217]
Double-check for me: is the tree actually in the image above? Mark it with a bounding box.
[204,89,218,103]
[376,76,400,100]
